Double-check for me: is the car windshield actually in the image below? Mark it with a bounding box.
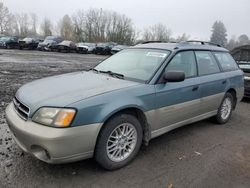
[95,48,170,82]
[0,37,11,42]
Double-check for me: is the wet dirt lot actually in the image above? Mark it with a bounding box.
[0,49,250,188]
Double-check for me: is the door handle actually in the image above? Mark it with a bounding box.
[192,85,199,91]
[222,80,227,84]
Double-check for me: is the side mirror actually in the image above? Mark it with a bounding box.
[164,71,185,82]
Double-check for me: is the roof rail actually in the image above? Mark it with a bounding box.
[181,40,221,47]
[141,41,167,44]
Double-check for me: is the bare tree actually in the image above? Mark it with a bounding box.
[59,14,74,40]
[84,9,95,42]
[238,34,250,46]
[106,12,135,45]
[5,14,19,36]
[40,17,53,37]
[0,2,12,34]
[72,8,136,44]
[30,13,38,36]
[142,23,171,42]
[84,9,108,42]
[72,10,85,41]
[226,34,250,50]
[16,13,30,37]
[174,33,190,42]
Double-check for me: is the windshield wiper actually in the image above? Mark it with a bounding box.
[99,70,124,79]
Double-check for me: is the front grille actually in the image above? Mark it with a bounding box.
[13,97,30,120]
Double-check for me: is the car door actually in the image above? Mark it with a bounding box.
[194,51,227,114]
[152,51,201,134]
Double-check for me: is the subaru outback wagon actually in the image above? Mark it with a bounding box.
[6,41,244,170]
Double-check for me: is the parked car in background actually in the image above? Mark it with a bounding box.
[238,62,250,98]
[5,41,244,170]
[55,40,77,53]
[111,45,130,55]
[95,42,116,55]
[0,36,19,49]
[37,36,63,51]
[19,37,41,50]
[231,45,250,98]
[76,42,96,54]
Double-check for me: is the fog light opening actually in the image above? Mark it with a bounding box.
[30,145,51,161]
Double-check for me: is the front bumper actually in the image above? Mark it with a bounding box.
[5,103,102,164]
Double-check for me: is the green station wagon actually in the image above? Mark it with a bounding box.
[6,41,244,170]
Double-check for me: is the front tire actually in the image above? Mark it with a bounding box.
[95,113,143,170]
[214,92,234,124]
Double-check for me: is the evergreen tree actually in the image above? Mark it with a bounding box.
[210,21,227,47]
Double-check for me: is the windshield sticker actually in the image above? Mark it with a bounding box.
[146,52,167,58]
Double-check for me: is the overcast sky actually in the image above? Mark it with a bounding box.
[3,0,250,40]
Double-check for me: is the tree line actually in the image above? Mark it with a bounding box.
[0,2,249,49]
[210,21,250,50]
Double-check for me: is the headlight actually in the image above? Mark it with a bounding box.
[244,76,250,80]
[32,107,76,127]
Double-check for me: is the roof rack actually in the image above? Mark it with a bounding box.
[181,40,221,47]
[140,40,222,47]
[141,41,167,44]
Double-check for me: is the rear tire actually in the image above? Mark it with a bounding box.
[95,113,143,170]
[214,92,234,124]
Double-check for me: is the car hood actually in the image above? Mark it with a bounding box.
[16,71,139,115]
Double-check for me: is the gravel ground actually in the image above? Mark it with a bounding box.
[0,49,250,188]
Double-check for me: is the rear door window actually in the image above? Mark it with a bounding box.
[195,51,220,76]
[213,52,238,71]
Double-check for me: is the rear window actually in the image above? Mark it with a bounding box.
[214,52,238,71]
[195,51,220,76]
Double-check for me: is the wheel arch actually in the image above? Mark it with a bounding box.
[226,88,237,109]
[96,106,151,149]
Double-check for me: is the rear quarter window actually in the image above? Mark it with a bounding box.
[214,52,238,71]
